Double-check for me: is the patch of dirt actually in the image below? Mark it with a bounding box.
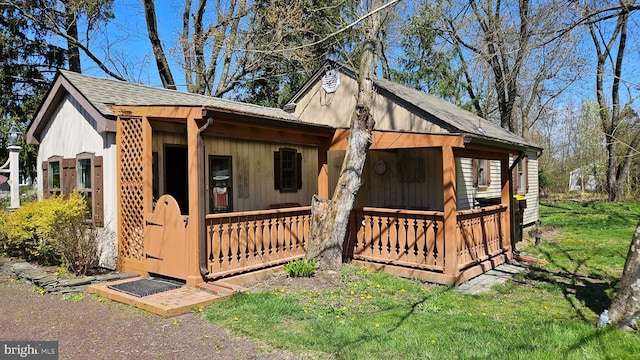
[244,270,343,293]
[0,256,308,360]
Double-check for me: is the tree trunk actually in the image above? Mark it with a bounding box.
[306,106,375,270]
[588,7,633,202]
[306,0,384,271]
[64,2,81,72]
[608,220,640,330]
[143,0,177,90]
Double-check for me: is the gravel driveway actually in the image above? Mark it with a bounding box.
[0,273,300,360]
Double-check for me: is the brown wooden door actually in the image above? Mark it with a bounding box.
[143,195,189,279]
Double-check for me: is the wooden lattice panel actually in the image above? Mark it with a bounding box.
[118,117,145,262]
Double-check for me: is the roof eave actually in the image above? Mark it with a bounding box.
[464,133,541,152]
[201,107,335,135]
[26,71,115,145]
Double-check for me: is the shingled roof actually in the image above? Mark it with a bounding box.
[28,70,316,144]
[287,60,540,151]
[58,70,300,121]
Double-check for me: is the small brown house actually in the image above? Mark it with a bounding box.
[27,66,541,287]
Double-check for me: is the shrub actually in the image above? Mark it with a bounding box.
[0,193,88,266]
[283,258,318,278]
[53,216,99,276]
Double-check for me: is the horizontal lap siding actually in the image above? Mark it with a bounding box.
[523,153,539,225]
[457,158,502,210]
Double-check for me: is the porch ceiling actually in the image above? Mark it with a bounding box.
[204,119,334,147]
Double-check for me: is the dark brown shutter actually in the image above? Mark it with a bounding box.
[512,155,518,193]
[42,161,49,198]
[297,152,303,189]
[524,156,529,193]
[486,160,491,186]
[62,158,76,198]
[93,156,104,227]
[274,150,281,190]
[472,159,478,187]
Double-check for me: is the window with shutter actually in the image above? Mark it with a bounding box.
[274,148,302,192]
[44,154,103,227]
[512,155,529,195]
[472,158,491,188]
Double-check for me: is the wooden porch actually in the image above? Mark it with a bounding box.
[112,105,517,288]
[200,203,509,285]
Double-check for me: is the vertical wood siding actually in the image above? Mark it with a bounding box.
[294,75,448,134]
[329,148,444,211]
[152,131,318,212]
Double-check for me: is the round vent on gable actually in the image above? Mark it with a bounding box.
[322,69,340,93]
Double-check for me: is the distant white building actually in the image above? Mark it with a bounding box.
[569,165,598,192]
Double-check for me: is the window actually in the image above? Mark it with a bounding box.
[209,156,232,213]
[512,155,529,194]
[274,148,302,192]
[48,159,61,194]
[472,158,491,188]
[41,153,104,227]
[77,156,93,219]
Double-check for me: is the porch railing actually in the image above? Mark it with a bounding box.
[456,204,508,270]
[202,204,508,282]
[204,207,311,279]
[346,208,446,272]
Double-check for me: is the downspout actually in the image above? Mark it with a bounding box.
[198,111,214,277]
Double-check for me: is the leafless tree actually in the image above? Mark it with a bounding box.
[440,0,583,138]
[583,0,640,202]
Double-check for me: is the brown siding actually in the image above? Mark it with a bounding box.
[330,148,444,211]
[152,132,318,212]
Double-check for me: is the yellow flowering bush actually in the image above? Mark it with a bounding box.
[0,193,88,266]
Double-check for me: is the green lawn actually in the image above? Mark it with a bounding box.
[205,200,640,359]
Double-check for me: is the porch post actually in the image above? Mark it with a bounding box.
[141,117,154,217]
[317,142,330,199]
[186,114,203,285]
[442,145,459,281]
[501,155,513,259]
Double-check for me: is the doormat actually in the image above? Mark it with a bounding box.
[107,278,184,297]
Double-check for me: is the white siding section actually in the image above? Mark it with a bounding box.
[36,94,117,268]
[523,151,539,226]
[456,158,502,210]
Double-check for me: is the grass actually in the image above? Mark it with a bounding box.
[205,200,640,359]
[533,200,640,278]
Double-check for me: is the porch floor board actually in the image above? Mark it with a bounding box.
[88,278,240,317]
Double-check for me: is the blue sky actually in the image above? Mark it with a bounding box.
[80,0,639,114]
